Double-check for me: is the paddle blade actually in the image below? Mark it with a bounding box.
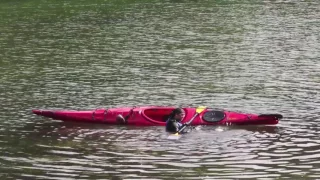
[196,106,207,113]
[167,133,181,140]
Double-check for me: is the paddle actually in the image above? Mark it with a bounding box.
[175,106,207,135]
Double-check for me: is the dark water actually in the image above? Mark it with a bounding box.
[1,0,319,179]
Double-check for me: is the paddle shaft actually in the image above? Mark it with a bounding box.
[177,112,199,133]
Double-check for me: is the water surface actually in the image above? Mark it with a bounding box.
[0,0,319,179]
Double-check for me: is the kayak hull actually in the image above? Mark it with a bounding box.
[32,106,282,126]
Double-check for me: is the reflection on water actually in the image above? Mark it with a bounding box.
[0,123,284,179]
[0,0,319,179]
[2,122,320,179]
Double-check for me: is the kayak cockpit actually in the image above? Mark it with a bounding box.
[142,107,186,123]
[202,110,226,122]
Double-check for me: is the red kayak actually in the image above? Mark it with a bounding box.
[32,106,282,126]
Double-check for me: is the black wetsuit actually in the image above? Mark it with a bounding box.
[166,118,183,133]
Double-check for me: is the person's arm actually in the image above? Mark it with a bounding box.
[177,122,187,133]
[173,121,180,132]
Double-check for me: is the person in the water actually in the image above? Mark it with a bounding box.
[166,108,185,133]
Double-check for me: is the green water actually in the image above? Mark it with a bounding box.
[1,0,319,179]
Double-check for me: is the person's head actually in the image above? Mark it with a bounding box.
[170,108,184,121]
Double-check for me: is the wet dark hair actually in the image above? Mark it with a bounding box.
[168,108,183,119]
